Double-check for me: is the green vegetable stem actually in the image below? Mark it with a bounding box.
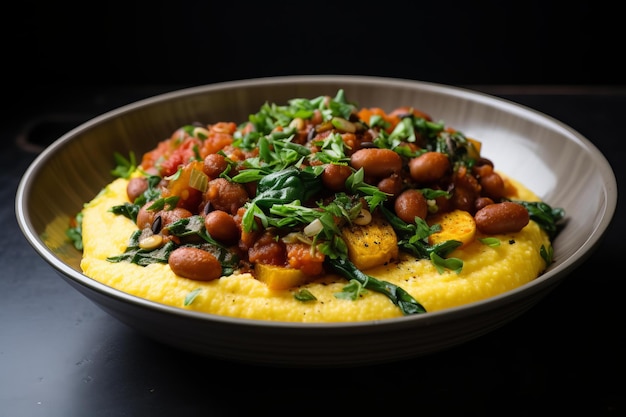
[326,257,427,315]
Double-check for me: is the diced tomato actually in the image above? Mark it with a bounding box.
[286,242,325,276]
[162,160,205,211]
[248,232,287,266]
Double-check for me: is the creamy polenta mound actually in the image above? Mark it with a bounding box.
[74,90,564,322]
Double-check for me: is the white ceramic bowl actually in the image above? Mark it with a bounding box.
[15,76,617,367]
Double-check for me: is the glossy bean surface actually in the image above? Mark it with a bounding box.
[204,210,239,244]
[409,152,450,183]
[350,148,402,178]
[126,177,148,203]
[321,163,352,191]
[474,202,529,234]
[394,189,428,223]
[168,246,222,281]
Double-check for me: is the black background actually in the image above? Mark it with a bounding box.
[6,0,623,120]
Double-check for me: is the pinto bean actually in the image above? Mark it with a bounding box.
[159,207,193,228]
[350,148,402,178]
[479,172,506,200]
[409,152,450,183]
[450,186,476,213]
[341,132,359,150]
[434,194,452,213]
[474,202,530,235]
[204,210,239,245]
[394,189,428,223]
[203,153,230,179]
[205,178,249,215]
[474,197,494,212]
[322,163,352,191]
[126,177,148,203]
[377,174,403,196]
[136,202,157,229]
[168,246,222,281]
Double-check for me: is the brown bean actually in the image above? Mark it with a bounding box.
[450,186,476,213]
[205,178,249,215]
[136,202,157,229]
[203,153,230,179]
[472,163,494,178]
[322,163,352,191]
[204,210,240,244]
[341,132,358,150]
[350,148,402,178]
[409,152,450,183]
[126,177,149,203]
[377,174,403,196]
[474,202,529,235]
[434,194,452,213]
[168,247,222,281]
[160,207,193,228]
[479,172,506,200]
[474,197,494,212]
[394,189,428,223]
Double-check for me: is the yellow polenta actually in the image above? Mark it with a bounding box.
[80,176,551,323]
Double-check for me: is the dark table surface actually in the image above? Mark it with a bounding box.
[2,84,624,416]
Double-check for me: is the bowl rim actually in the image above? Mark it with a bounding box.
[15,75,619,330]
